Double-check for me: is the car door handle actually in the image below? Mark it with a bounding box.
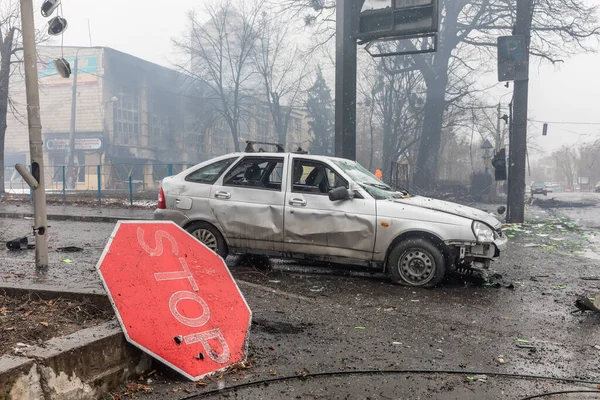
[215,191,231,199]
[289,198,307,206]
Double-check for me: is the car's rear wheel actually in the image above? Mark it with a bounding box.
[388,238,445,287]
[186,222,228,259]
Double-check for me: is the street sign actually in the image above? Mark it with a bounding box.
[357,0,438,42]
[97,221,251,381]
[45,138,103,151]
[497,35,528,82]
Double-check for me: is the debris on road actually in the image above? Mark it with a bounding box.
[574,294,600,313]
[6,236,32,250]
[531,197,596,208]
[57,246,84,253]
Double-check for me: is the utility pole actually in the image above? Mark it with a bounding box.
[335,0,357,160]
[507,0,533,223]
[496,103,502,152]
[17,0,49,268]
[66,55,79,188]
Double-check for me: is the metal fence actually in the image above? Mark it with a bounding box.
[1,163,192,204]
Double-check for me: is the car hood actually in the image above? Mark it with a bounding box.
[391,196,502,229]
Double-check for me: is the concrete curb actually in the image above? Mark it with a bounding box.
[0,212,151,224]
[0,321,152,400]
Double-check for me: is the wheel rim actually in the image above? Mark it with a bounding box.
[192,229,218,252]
[398,248,436,286]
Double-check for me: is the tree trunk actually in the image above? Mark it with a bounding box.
[413,71,449,192]
[0,28,15,195]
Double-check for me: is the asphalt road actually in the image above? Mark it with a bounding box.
[2,202,600,399]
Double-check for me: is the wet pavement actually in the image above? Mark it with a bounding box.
[2,201,600,399]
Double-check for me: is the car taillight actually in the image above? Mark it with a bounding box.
[157,187,166,209]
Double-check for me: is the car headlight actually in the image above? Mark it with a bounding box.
[472,221,494,243]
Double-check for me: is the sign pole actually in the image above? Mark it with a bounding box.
[507,0,533,223]
[18,0,49,268]
[335,0,358,160]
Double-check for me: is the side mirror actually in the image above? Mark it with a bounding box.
[329,186,350,202]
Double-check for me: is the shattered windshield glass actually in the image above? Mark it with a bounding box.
[332,159,408,200]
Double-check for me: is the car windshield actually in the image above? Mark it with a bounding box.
[332,159,408,200]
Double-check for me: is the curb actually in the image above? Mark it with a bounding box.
[0,321,152,400]
[0,212,151,224]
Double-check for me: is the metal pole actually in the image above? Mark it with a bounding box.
[129,175,133,206]
[62,165,66,201]
[507,0,533,223]
[496,103,502,152]
[334,0,358,160]
[18,0,49,268]
[66,54,79,188]
[97,165,101,203]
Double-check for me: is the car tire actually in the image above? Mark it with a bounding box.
[388,238,446,288]
[186,222,228,259]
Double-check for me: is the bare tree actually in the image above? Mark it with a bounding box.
[174,1,263,152]
[553,145,578,188]
[0,0,24,195]
[253,11,309,148]
[282,0,600,190]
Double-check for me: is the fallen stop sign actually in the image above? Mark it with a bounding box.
[96,221,251,381]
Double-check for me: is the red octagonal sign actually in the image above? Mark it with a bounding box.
[96,221,251,381]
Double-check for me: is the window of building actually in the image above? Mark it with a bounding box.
[113,87,139,146]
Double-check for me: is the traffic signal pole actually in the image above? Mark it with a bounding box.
[335,0,358,160]
[17,0,49,268]
[506,0,533,223]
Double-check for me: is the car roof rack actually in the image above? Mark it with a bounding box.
[244,141,285,153]
[292,146,308,154]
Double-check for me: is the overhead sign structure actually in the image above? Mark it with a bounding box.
[97,221,252,381]
[357,0,439,43]
[497,35,528,82]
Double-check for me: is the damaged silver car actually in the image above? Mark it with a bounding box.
[154,149,507,287]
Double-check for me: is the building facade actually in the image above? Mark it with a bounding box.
[4,46,312,192]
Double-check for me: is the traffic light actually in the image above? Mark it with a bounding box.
[542,123,548,136]
[492,148,507,181]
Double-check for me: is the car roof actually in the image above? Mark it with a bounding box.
[230,152,355,163]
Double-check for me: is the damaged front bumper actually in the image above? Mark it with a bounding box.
[446,230,508,269]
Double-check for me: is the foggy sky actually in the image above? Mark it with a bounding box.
[41,0,600,159]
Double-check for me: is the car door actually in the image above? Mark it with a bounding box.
[283,157,377,261]
[209,155,287,252]
[173,156,240,215]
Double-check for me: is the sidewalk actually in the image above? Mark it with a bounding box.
[0,202,153,223]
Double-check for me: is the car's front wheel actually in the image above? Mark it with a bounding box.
[186,222,228,259]
[388,238,445,287]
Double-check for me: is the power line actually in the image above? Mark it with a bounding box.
[529,119,600,126]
